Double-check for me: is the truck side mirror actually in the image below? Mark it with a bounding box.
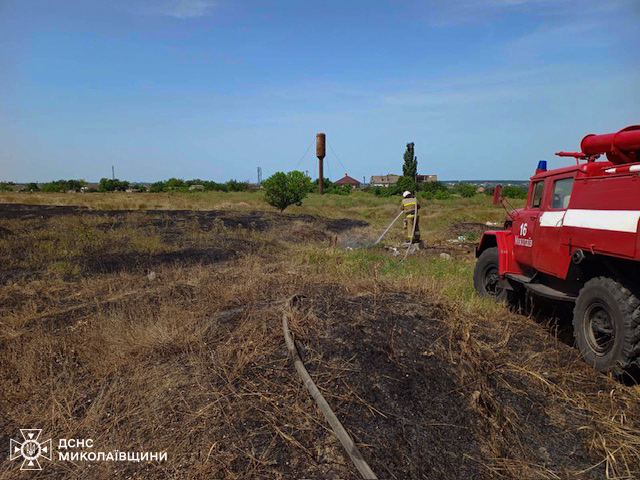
[493,184,503,205]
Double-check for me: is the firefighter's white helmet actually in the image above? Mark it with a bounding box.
[403,191,411,198]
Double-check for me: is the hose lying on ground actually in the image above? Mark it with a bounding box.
[282,296,378,480]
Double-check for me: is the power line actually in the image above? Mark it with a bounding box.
[294,140,314,170]
[328,142,349,175]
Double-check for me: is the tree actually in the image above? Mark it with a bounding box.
[165,178,186,190]
[396,176,415,195]
[402,142,418,179]
[149,181,167,193]
[99,178,129,192]
[263,171,311,212]
[40,179,85,192]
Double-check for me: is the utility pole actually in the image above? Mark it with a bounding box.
[316,132,325,195]
[112,165,115,180]
[257,166,262,184]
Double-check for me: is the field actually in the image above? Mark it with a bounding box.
[1,192,639,479]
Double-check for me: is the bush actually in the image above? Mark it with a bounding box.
[418,180,448,194]
[371,186,394,197]
[434,190,451,200]
[311,178,334,193]
[263,171,312,212]
[203,181,228,192]
[26,182,40,192]
[453,183,477,198]
[502,185,528,199]
[0,182,14,192]
[226,179,248,192]
[326,184,352,195]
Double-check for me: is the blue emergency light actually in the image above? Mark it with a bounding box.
[536,160,547,173]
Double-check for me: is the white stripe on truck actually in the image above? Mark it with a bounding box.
[539,209,640,233]
[539,211,565,227]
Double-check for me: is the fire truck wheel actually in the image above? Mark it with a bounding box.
[573,277,640,375]
[473,247,516,304]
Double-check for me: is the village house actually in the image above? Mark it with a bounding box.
[369,174,437,187]
[369,174,400,187]
[334,174,361,190]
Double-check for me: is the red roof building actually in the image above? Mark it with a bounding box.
[335,174,361,189]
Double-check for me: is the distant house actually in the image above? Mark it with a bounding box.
[334,174,361,190]
[189,184,205,191]
[370,174,400,187]
[370,173,437,187]
[416,174,437,183]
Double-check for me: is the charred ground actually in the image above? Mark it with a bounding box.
[1,199,638,479]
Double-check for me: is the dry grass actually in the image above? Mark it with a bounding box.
[0,195,638,479]
[0,190,523,227]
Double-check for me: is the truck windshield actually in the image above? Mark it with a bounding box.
[551,178,574,209]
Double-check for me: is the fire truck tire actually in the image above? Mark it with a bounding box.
[573,277,640,375]
[473,247,518,304]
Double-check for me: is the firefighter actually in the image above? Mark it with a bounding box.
[401,191,420,244]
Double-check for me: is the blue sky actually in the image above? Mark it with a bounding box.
[1,0,638,183]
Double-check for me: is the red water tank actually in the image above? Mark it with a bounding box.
[581,125,640,164]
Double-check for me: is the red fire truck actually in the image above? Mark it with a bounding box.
[474,125,640,376]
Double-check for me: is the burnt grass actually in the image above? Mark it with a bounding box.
[0,203,366,233]
[304,292,484,479]
[2,203,638,478]
[82,246,245,274]
[294,288,611,479]
[0,203,367,281]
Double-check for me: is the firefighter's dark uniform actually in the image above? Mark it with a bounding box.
[401,195,420,243]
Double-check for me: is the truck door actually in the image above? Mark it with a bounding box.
[513,180,544,274]
[533,175,575,277]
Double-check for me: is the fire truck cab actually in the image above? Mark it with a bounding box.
[474,126,640,377]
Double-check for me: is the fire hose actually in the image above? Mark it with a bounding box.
[373,211,403,245]
[282,296,378,480]
[373,203,418,262]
